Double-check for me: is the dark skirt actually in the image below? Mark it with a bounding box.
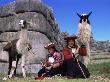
[38,66,62,77]
[61,58,90,78]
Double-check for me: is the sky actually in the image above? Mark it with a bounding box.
[0,0,110,41]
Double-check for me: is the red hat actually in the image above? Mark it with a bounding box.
[44,43,55,49]
[64,34,77,40]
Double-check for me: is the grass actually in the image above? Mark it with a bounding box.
[89,54,110,79]
[88,62,110,78]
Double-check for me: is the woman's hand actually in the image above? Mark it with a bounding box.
[40,61,47,67]
[52,63,60,68]
[42,64,47,67]
[45,66,52,70]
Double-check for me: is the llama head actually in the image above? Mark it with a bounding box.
[77,11,92,24]
[19,20,27,29]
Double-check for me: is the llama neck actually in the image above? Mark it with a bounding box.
[78,23,91,30]
[78,23,91,44]
[19,29,28,43]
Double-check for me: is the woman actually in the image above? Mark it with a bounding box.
[61,34,90,79]
[37,43,62,78]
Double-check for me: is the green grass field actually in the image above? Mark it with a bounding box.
[0,54,110,82]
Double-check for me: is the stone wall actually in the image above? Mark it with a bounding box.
[91,39,110,53]
[0,0,64,74]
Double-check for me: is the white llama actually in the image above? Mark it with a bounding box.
[7,20,31,78]
[77,12,92,66]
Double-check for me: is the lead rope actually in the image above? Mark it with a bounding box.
[75,55,87,79]
[72,48,87,79]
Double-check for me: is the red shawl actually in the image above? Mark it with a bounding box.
[63,45,78,60]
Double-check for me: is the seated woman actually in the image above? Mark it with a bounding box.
[61,34,90,79]
[37,43,62,78]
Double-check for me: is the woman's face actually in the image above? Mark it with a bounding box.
[68,39,75,47]
[48,47,55,53]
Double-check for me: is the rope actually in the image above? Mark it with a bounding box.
[72,52,87,79]
[75,57,87,79]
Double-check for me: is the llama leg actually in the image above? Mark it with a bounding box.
[8,57,12,76]
[78,55,84,64]
[14,57,20,76]
[21,55,26,78]
[87,44,90,64]
[83,44,90,66]
[83,56,89,67]
[8,61,17,78]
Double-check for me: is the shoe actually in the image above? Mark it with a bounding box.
[35,76,45,80]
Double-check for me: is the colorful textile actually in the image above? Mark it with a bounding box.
[63,45,78,60]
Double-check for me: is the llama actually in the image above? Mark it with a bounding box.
[3,20,31,78]
[77,12,92,66]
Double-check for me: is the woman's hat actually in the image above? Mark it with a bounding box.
[44,43,55,49]
[64,34,77,40]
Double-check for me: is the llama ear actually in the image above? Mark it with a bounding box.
[77,13,81,18]
[88,11,92,17]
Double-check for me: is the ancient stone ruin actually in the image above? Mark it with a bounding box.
[0,0,64,73]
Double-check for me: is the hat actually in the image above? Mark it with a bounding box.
[44,43,55,49]
[64,34,77,40]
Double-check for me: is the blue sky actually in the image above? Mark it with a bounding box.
[0,0,110,41]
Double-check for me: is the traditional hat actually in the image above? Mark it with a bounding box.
[44,43,55,49]
[64,34,77,41]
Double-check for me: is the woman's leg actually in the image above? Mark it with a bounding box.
[38,67,46,77]
[61,61,67,76]
[66,59,76,78]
